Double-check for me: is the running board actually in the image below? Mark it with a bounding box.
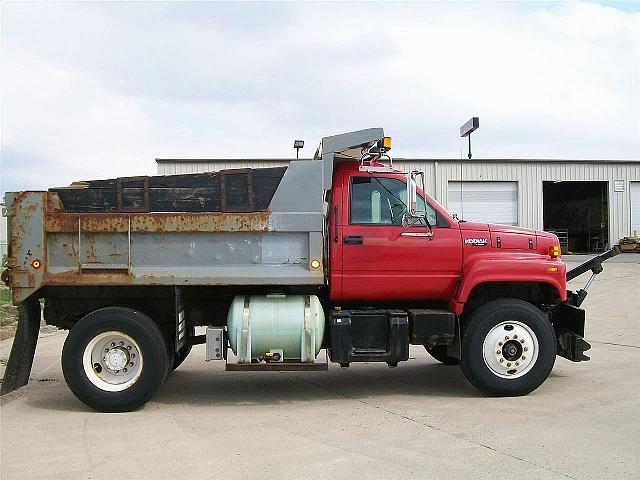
[225,362,328,372]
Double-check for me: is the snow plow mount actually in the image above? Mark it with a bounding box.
[566,246,620,308]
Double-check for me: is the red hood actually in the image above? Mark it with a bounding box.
[488,223,537,235]
[459,221,548,237]
[458,221,489,231]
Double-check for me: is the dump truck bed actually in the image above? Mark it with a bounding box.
[4,160,325,304]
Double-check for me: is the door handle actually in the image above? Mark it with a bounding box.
[401,232,433,238]
[343,236,363,244]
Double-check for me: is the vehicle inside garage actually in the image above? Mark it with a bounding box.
[543,181,608,253]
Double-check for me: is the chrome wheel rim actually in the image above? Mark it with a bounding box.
[82,331,143,392]
[482,321,538,379]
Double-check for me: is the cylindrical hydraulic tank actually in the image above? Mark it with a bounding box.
[227,295,325,363]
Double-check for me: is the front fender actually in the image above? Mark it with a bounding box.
[449,254,566,315]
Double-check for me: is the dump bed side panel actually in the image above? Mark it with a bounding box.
[3,192,46,304]
[4,161,325,304]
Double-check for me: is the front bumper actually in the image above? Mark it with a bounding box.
[549,301,591,362]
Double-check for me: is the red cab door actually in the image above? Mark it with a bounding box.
[338,173,462,302]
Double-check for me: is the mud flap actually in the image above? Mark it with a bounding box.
[550,302,591,362]
[175,287,186,353]
[1,298,41,395]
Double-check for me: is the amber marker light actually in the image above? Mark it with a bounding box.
[549,245,560,258]
[310,259,321,269]
[382,137,392,150]
[31,259,42,269]
[547,267,558,273]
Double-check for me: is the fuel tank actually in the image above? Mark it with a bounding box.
[227,295,325,363]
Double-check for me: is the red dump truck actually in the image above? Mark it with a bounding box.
[1,128,618,411]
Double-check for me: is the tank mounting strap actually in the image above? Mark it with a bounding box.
[302,295,313,363]
[239,296,251,363]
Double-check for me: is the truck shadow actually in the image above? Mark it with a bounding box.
[22,361,571,412]
[153,362,480,407]
[21,362,480,412]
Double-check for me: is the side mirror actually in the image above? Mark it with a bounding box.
[406,171,423,217]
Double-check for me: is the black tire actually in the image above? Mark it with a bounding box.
[461,299,556,397]
[425,345,460,365]
[62,307,170,412]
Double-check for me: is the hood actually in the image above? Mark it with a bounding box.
[488,223,537,235]
[459,222,538,235]
[459,222,553,251]
[458,221,489,231]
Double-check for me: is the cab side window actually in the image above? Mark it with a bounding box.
[350,176,437,226]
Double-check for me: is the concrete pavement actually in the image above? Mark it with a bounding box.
[1,262,639,480]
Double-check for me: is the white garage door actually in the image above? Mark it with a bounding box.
[631,182,640,236]
[448,181,518,226]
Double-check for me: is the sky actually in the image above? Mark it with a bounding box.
[1,1,639,196]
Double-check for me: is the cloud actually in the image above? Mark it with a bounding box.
[1,1,639,195]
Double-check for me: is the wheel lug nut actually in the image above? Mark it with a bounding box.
[120,341,124,346]
[115,370,119,373]
[507,362,512,367]
[522,356,526,360]
[498,342,503,346]
[505,336,509,340]
[514,335,518,339]
[524,347,528,352]
[105,348,109,352]
[131,353,136,358]
[111,342,116,347]
[496,350,501,355]
[499,358,504,363]
[515,362,519,366]
[129,362,134,367]
[123,368,128,373]
[520,339,525,344]
[127,346,132,350]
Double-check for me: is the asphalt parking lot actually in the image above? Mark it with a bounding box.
[1,257,638,480]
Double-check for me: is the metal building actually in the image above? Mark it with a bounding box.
[156,157,640,254]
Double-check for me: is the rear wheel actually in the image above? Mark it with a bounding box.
[461,299,556,396]
[62,307,170,412]
[425,345,460,365]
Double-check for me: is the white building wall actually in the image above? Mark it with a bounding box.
[395,160,640,246]
[158,159,640,245]
[157,160,289,175]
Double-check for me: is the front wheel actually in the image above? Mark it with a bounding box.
[461,299,556,396]
[62,307,170,412]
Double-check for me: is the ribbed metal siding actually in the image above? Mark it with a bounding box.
[631,182,640,236]
[414,160,640,245]
[157,160,290,175]
[158,159,640,244]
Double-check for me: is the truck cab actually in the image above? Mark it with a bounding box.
[329,161,463,303]
[327,157,566,313]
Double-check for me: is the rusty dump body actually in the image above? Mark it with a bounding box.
[3,162,327,305]
[3,128,386,306]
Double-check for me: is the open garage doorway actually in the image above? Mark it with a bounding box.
[543,181,608,253]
